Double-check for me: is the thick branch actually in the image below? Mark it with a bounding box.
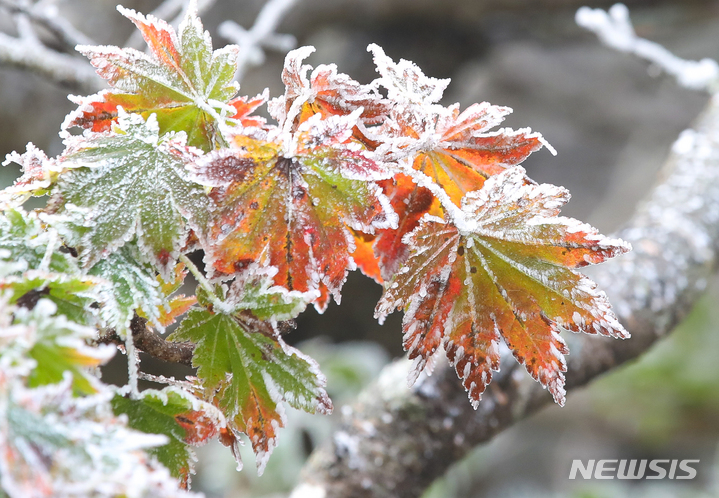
[99,315,194,366]
[292,95,719,498]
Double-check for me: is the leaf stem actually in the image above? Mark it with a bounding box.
[179,253,234,314]
[124,332,140,399]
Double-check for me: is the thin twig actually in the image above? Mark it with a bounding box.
[576,3,719,92]
[0,0,95,53]
[218,0,299,82]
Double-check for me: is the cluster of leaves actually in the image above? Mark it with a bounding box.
[0,2,630,493]
[0,212,203,497]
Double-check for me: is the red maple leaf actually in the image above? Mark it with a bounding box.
[188,112,396,310]
[376,167,630,406]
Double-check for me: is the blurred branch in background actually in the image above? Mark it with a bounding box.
[218,0,298,82]
[576,3,719,92]
[0,0,299,91]
[0,0,101,92]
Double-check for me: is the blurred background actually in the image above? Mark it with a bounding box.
[2,0,719,496]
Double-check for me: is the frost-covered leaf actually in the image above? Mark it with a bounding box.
[67,4,240,150]
[224,268,316,321]
[89,244,171,332]
[372,105,546,279]
[368,44,449,105]
[370,173,440,281]
[229,90,269,130]
[50,112,208,276]
[169,308,331,474]
[150,263,197,327]
[2,271,99,326]
[0,375,196,498]
[376,167,630,406]
[1,144,65,209]
[189,112,396,310]
[1,299,113,395]
[401,103,546,204]
[111,387,224,488]
[366,47,549,281]
[269,46,390,132]
[0,209,77,275]
[351,229,382,283]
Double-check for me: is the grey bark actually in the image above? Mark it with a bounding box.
[291,95,719,498]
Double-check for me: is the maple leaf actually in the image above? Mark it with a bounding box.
[189,111,396,310]
[49,111,208,277]
[365,46,551,281]
[375,167,630,407]
[229,90,269,129]
[89,244,192,333]
[1,144,65,209]
[0,209,101,327]
[111,387,224,488]
[370,174,440,281]
[268,46,391,133]
[170,300,331,474]
[0,209,77,273]
[368,43,450,106]
[351,229,382,283]
[65,3,241,150]
[3,299,114,395]
[2,271,100,327]
[150,263,197,327]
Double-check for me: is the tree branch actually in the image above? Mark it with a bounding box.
[0,26,101,93]
[99,315,195,366]
[0,0,95,53]
[218,0,299,82]
[290,94,719,498]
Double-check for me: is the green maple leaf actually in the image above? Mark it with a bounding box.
[6,299,113,395]
[89,243,172,332]
[169,304,331,474]
[3,272,99,326]
[50,111,208,276]
[111,387,224,487]
[67,3,240,150]
[0,208,77,275]
[0,208,100,326]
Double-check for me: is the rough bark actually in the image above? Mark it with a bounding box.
[99,315,195,366]
[291,94,719,498]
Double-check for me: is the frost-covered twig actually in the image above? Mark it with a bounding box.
[576,3,719,92]
[291,93,719,498]
[0,30,101,92]
[0,0,101,92]
[0,0,95,53]
[218,0,299,82]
